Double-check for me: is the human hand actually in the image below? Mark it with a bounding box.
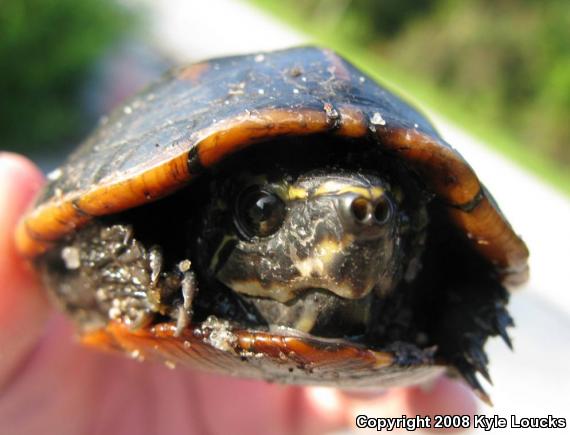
[0,152,477,435]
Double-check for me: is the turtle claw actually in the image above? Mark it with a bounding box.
[498,329,513,350]
[467,350,493,385]
[463,335,493,384]
[174,266,198,337]
[458,364,493,407]
[495,309,514,350]
[474,386,494,408]
[478,364,493,385]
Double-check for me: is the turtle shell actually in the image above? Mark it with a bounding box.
[17,47,528,401]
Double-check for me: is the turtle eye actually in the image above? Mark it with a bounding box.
[235,186,286,238]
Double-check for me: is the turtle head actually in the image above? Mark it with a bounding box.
[218,172,401,300]
[199,166,406,334]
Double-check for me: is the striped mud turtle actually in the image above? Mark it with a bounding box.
[17,47,528,403]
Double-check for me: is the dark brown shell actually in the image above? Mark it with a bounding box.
[17,47,528,400]
[16,47,528,284]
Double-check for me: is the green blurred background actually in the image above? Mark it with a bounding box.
[1,0,568,193]
[0,0,130,154]
[250,0,570,194]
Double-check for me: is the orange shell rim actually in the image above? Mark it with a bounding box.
[16,105,528,284]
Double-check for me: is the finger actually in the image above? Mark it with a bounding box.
[147,370,347,435]
[341,387,413,432]
[0,153,48,386]
[404,376,478,425]
[299,387,349,434]
[198,376,347,435]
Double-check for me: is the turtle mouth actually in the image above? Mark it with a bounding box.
[229,286,374,337]
[190,280,413,353]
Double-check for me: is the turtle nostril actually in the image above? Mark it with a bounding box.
[373,198,392,224]
[350,197,371,222]
[349,196,393,226]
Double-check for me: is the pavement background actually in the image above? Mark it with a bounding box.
[109,0,570,432]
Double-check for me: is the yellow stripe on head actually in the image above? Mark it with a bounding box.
[287,186,309,200]
[313,181,385,201]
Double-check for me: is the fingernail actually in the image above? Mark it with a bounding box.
[306,387,344,413]
[0,153,24,216]
[303,387,349,433]
[0,153,43,207]
[0,152,19,183]
[0,151,25,171]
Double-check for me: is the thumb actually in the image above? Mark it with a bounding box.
[0,153,48,388]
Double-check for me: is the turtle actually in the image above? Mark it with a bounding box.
[16,46,529,404]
